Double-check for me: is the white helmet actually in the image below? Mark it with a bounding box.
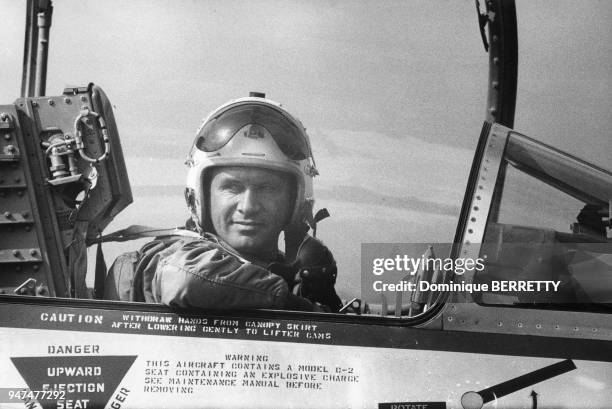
[185,92,318,233]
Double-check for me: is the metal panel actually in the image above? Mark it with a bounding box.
[452,123,510,301]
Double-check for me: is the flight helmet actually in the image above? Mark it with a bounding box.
[185,92,318,233]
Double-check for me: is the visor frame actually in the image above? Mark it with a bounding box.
[194,103,312,161]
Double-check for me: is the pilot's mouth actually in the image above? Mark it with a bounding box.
[233,221,263,227]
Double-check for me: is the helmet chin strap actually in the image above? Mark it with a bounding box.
[283,204,330,262]
[184,187,204,235]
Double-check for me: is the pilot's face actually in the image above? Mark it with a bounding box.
[209,166,293,259]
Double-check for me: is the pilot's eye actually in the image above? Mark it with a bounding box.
[221,181,243,193]
[259,184,280,193]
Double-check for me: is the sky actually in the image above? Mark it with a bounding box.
[0,0,610,298]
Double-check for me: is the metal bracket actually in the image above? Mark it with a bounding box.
[0,248,42,263]
[475,0,490,51]
[0,144,20,162]
[0,113,15,130]
[63,86,89,95]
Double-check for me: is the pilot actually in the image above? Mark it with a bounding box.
[104,93,342,312]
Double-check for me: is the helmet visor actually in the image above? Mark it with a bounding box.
[195,104,310,160]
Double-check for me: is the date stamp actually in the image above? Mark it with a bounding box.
[0,388,66,403]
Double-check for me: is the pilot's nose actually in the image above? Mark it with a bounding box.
[237,188,262,216]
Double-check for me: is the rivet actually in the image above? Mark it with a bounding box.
[517,322,523,328]
[80,96,87,102]
[493,57,499,65]
[492,81,499,89]
[3,134,10,140]
[448,316,453,322]
[48,99,55,106]
[25,226,31,231]
[497,321,503,327]
[468,229,473,234]
[470,217,476,222]
[33,264,39,271]
[17,191,23,196]
[489,107,497,114]
[64,97,71,104]
[29,249,37,256]
[12,250,20,257]
[22,212,29,218]
[32,101,38,107]
[473,206,479,211]
[6,145,16,152]
[492,35,498,42]
[4,211,11,217]
[536,324,542,329]
[14,177,20,183]
[0,113,7,120]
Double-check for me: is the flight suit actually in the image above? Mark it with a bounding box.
[103,235,321,311]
